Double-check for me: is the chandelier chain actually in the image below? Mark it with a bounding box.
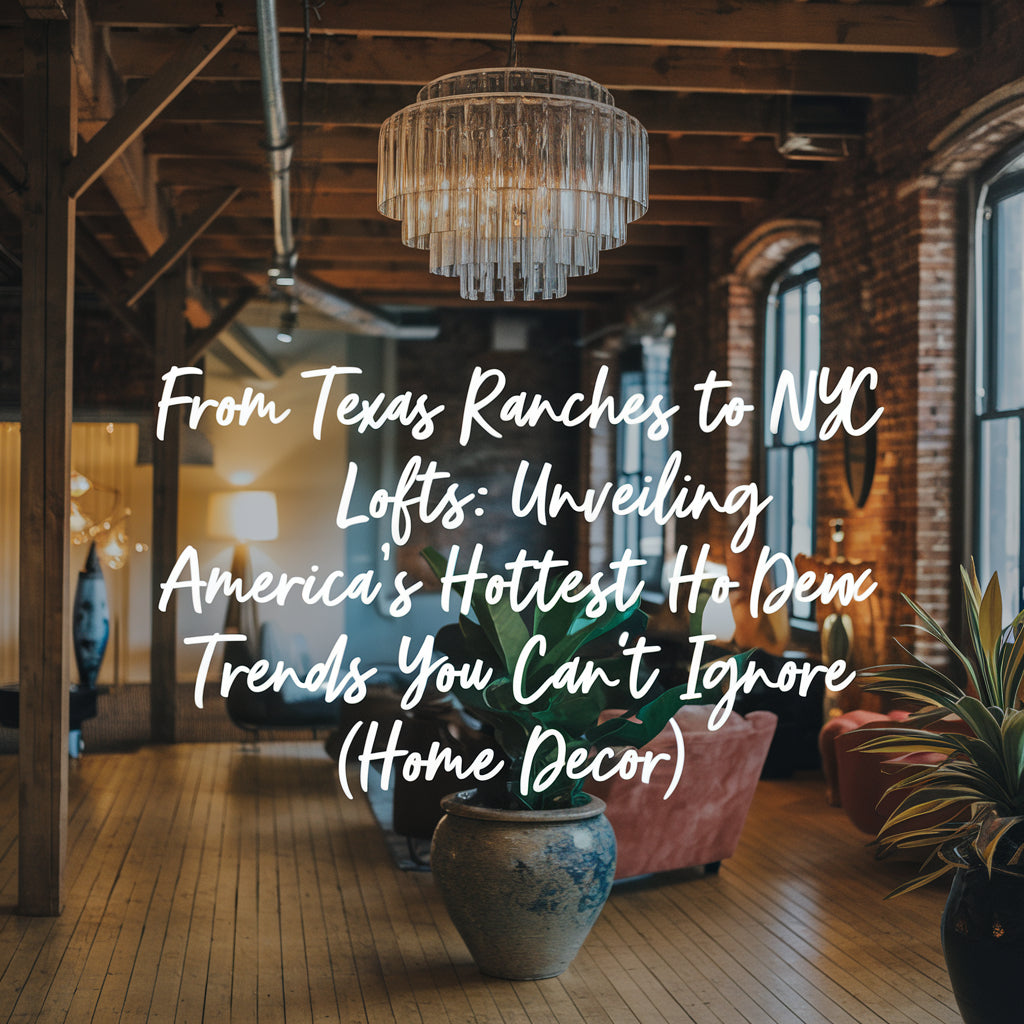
[508,0,524,67]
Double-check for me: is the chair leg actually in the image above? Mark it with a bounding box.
[704,861,721,875]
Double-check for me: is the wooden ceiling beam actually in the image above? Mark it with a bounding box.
[74,224,153,342]
[88,0,975,56]
[19,0,70,18]
[66,25,237,198]
[143,122,379,162]
[255,267,645,295]
[188,237,685,267]
[100,30,917,98]
[122,186,239,306]
[144,123,803,172]
[158,161,778,201]
[155,82,864,140]
[184,285,257,365]
[88,214,704,250]
[171,190,745,226]
[67,0,164,254]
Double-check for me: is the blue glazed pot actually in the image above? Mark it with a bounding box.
[430,791,616,980]
[72,543,110,690]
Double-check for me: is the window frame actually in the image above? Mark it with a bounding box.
[612,333,673,601]
[975,159,1024,619]
[762,247,821,629]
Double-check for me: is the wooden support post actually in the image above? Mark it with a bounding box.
[18,16,76,917]
[150,267,185,744]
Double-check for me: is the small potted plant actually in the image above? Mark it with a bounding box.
[420,546,741,980]
[857,564,1024,1024]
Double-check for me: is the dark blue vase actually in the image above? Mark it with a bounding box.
[72,543,110,690]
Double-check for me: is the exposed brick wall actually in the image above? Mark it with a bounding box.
[667,1,1024,673]
[396,308,580,582]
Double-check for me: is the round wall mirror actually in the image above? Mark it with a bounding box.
[844,388,877,508]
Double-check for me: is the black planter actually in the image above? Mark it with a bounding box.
[941,864,1024,1024]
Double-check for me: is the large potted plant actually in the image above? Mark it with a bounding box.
[857,564,1024,1024]
[420,546,738,980]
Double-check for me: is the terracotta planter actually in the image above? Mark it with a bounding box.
[941,863,1024,1024]
[430,791,616,980]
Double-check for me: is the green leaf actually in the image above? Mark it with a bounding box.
[538,602,645,672]
[883,862,954,899]
[1001,711,1024,793]
[902,592,983,698]
[533,578,588,645]
[956,696,1005,750]
[970,571,1003,703]
[1000,621,1024,708]
[421,547,530,674]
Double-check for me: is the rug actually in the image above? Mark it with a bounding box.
[364,766,432,871]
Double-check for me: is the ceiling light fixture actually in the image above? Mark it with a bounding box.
[376,4,648,301]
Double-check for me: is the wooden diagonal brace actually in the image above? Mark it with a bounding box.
[184,286,258,365]
[123,187,240,306]
[64,25,236,199]
[75,225,153,343]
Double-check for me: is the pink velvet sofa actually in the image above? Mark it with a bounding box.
[818,709,968,837]
[586,705,778,880]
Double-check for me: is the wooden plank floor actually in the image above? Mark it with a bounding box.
[0,743,960,1024]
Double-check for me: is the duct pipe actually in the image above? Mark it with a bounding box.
[254,1,438,339]
[256,0,295,275]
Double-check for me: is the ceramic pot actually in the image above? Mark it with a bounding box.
[430,791,616,980]
[72,543,109,690]
[941,863,1024,1023]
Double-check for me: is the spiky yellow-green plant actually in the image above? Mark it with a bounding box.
[858,564,1024,896]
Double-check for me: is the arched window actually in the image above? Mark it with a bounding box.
[976,150,1024,619]
[763,248,821,625]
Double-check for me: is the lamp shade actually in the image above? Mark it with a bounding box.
[207,490,279,543]
[700,561,737,644]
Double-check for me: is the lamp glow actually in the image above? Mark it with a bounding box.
[207,490,279,543]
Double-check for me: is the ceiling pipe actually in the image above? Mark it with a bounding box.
[255,0,295,279]
[255,0,438,340]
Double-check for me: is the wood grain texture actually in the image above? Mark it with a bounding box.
[17,14,75,918]
[0,742,960,1023]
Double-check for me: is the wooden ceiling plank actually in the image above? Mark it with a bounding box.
[74,225,153,342]
[145,124,804,172]
[65,25,237,198]
[184,285,257,364]
[260,268,643,294]
[158,161,777,201]
[189,236,684,266]
[174,190,746,225]
[122,186,239,306]
[157,82,860,141]
[81,211,707,249]
[19,0,69,18]
[105,31,917,98]
[89,0,975,57]
[143,122,380,163]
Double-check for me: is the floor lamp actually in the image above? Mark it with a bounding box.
[207,490,279,653]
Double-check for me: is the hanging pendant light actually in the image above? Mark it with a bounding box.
[376,63,648,301]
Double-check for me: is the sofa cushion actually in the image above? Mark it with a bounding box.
[587,707,777,879]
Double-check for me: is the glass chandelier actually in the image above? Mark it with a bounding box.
[376,66,648,301]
